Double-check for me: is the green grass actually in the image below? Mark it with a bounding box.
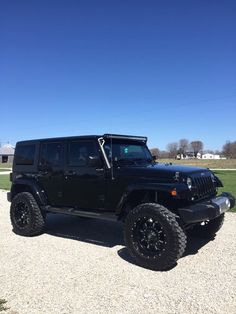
[158,158,236,169]
[214,170,236,212]
[0,169,10,172]
[0,175,11,190]
[0,299,8,312]
[0,171,235,211]
[0,163,12,169]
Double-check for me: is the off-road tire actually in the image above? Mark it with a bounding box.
[10,192,45,236]
[124,203,186,271]
[188,213,225,239]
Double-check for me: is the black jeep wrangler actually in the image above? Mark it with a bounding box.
[8,134,235,270]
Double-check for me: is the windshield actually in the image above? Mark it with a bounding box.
[104,139,153,165]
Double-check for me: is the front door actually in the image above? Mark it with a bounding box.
[63,139,107,210]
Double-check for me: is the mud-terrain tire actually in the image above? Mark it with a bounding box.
[124,203,186,271]
[188,214,225,239]
[10,192,45,236]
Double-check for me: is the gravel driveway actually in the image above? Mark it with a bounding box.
[0,190,236,314]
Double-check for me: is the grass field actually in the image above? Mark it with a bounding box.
[0,175,11,190]
[0,163,12,169]
[158,158,236,169]
[216,171,236,212]
[0,171,235,212]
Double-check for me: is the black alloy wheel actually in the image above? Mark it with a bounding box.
[124,203,186,271]
[13,201,31,228]
[131,216,167,258]
[10,192,45,236]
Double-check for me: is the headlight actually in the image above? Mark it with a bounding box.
[187,177,192,190]
[211,173,216,183]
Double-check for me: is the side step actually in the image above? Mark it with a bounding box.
[44,206,118,221]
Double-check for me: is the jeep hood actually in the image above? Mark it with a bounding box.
[117,163,212,180]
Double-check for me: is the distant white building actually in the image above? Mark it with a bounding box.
[176,152,226,160]
[202,153,220,160]
[0,144,15,163]
[176,152,201,160]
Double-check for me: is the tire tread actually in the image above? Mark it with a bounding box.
[124,203,187,271]
[10,192,45,236]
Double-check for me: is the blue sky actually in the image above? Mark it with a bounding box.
[0,0,235,150]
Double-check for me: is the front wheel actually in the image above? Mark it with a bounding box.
[124,203,186,271]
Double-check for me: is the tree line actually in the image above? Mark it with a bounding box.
[150,139,236,159]
[222,141,236,158]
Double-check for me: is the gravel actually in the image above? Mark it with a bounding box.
[0,189,236,314]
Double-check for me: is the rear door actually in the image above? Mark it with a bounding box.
[63,139,107,209]
[37,141,65,206]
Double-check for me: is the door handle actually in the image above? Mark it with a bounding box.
[96,168,104,172]
[64,170,77,176]
[39,171,49,175]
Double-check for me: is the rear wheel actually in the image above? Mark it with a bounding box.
[188,214,225,239]
[124,203,186,271]
[10,192,45,236]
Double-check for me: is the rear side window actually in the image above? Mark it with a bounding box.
[40,142,63,166]
[15,144,36,165]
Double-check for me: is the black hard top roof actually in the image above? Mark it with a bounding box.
[16,134,147,145]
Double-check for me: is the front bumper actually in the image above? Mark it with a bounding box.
[178,192,235,224]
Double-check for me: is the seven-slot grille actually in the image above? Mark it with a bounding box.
[192,174,216,199]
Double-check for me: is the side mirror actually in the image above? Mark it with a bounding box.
[152,155,158,161]
[88,156,103,168]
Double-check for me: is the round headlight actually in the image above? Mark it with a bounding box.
[187,177,192,189]
[211,173,215,183]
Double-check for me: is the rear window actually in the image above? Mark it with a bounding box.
[15,144,36,165]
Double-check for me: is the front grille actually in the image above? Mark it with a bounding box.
[192,174,216,199]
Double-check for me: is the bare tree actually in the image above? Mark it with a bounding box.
[223,141,236,158]
[223,141,231,158]
[150,148,160,158]
[166,142,178,158]
[159,150,169,158]
[190,141,204,158]
[179,139,189,157]
[231,142,236,158]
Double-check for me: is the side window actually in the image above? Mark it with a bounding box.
[40,142,63,167]
[68,141,97,167]
[15,144,36,165]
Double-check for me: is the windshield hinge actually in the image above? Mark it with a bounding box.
[98,137,111,169]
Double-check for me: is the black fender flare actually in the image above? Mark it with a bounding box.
[117,182,188,213]
[10,178,48,206]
